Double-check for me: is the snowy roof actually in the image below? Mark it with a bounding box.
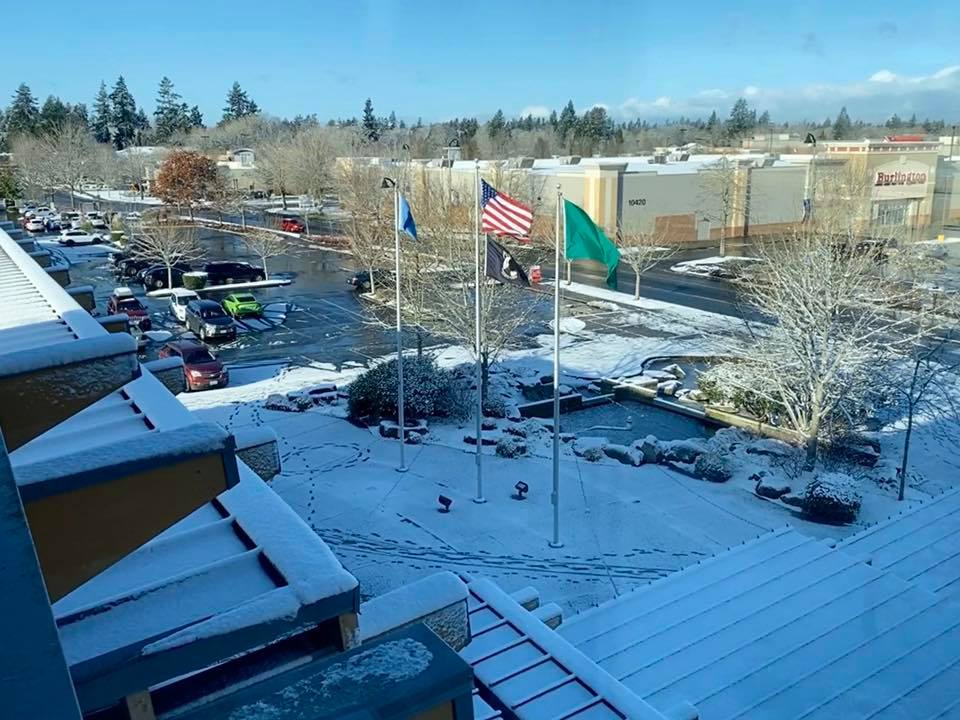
[558,526,960,719]
[54,463,359,711]
[839,487,960,598]
[461,577,672,720]
[10,368,197,465]
[0,227,135,370]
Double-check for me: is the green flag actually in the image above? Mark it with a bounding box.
[563,199,620,289]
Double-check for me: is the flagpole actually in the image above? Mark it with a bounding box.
[473,160,486,503]
[394,183,407,473]
[551,184,563,548]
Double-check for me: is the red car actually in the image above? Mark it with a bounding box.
[106,288,152,330]
[158,340,229,391]
[280,217,305,233]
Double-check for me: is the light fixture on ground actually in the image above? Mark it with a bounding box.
[513,481,529,500]
[437,495,453,513]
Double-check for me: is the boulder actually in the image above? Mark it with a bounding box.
[603,443,643,466]
[658,380,682,396]
[463,431,500,446]
[661,439,706,464]
[694,452,732,483]
[581,446,606,462]
[781,492,805,508]
[746,438,795,458]
[662,363,687,380]
[481,417,498,431]
[635,435,662,464]
[505,404,522,421]
[632,376,659,389]
[496,437,527,458]
[573,437,607,458]
[755,476,792,499]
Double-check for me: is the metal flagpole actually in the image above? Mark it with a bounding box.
[473,160,486,503]
[550,185,563,548]
[394,184,407,473]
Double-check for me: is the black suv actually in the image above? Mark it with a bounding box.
[139,262,193,289]
[184,299,237,341]
[203,261,264,286]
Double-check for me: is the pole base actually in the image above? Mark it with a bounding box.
[395,466,409,474]
[472,497,487,504]
[548,540,564,549]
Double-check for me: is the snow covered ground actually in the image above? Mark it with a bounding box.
[670,255,760,278]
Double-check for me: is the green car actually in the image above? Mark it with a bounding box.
[222,293,263,318]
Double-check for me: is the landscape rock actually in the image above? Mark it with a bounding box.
[635,435,662,464]
[496,436,527,458]
[661,439,707,464]
[781,492,805,508]
[505,404,522,421]
[581,446,606,462]
[603,443,643,466]
[662,363,687,380]
[658,380,682,396]
[463,431,500,446]
[693,452,732,483]
[573,436,607,458]
[746,438,795,458]
[631,376,659,389]
[264,393,300,412]
[380,419,430,441]
[481,417,498,431]
[755,476,792,499]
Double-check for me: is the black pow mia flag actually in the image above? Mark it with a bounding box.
[485,237,530,287]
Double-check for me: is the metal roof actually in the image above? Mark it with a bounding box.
[54,462,359,712]
[559,526,960,720]
[462,577,671,720]
[839,488,960,598]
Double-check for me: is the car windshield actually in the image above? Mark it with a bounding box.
[182,348,215,364]
[117,298,143,310]
[199,306,226,319]
[235,294,256,303]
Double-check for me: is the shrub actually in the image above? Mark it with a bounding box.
[348,356,466,423]
[496,436,527,458]
[803,472,862,524]
[694,452,732,482]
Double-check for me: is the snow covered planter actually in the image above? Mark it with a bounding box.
[348,357,466,423]
[496,436,527,458]
[693,452,731,482]
[182,271,207,290]
[802,472,862,524]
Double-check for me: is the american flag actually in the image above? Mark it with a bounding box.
[481,179,533,239]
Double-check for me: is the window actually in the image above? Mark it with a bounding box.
[873,200,908,226]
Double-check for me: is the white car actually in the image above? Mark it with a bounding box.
[58,228,104,246]
[168,288,199,323]
[124,211,142,221]
[24,218,46,232]
[89,217,109,230]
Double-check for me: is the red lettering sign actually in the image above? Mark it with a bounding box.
[874,170,928,186]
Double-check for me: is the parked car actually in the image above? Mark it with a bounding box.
[124,211,142,221]
[168,288,199,323]
[24,217,46,232]
[203,261,265,286]
[348,269,390,292]
[280,217,305,233]
[43,215,62,232]
[60,211,82,227]
[158,340,228,391]
[139,262,193,289]
[58,228,104,246]
[222,292,263,318]
[185,299,236,341]
[106,287,152,330]
[114,256,153,278]
[89,216,109,230]
[23,205,51,219]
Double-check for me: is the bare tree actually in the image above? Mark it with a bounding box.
[130,216,205,289]
[698,155,745,257]
[257,137,295,210]
[700,216,930,470]
[242,228,296,280]
[335,160,393,295]
[617,223,676,299]
[9,133,57,203]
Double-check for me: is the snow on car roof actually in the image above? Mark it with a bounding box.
[112,287,134,297]
[169,287,198,297]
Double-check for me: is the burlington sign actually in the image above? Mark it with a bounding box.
[874,169,927,186]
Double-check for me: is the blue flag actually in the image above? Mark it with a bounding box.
[398,195,417,240]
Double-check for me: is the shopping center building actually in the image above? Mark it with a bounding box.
[370,137,960,244]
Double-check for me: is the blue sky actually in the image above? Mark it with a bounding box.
[5,0,959,124]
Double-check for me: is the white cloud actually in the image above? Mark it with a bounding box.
[869,70,897,83]
[606,65,960,122]
[518,105,551,119]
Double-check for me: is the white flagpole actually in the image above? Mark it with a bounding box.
[394,185,407,473]
[551,184,563,548]
[473,160,486,503]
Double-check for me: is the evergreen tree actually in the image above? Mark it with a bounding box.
[831,106,852,140]
[154,76,190,142]
[109,76,138,149]
[92,81,112,143]
[487,109,506,141]
[38,96,69,134]
[706,110,719,130]
[222,82,258,123]
[908,113,917,127]
[557,100,577,144]
[7,84,39,135]
[135,107,150,130]
[726,98,754,138]
[388,110,397,130]
[361,98,378,140]
[757,110,771,128]
[886,113,903,130]
[68,102,89,129]
[189,105,204,128]
[548,109,558,130]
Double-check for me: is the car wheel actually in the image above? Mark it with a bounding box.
[65,239,75,246]
[253,273,264,282]
[153,278,164,289]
